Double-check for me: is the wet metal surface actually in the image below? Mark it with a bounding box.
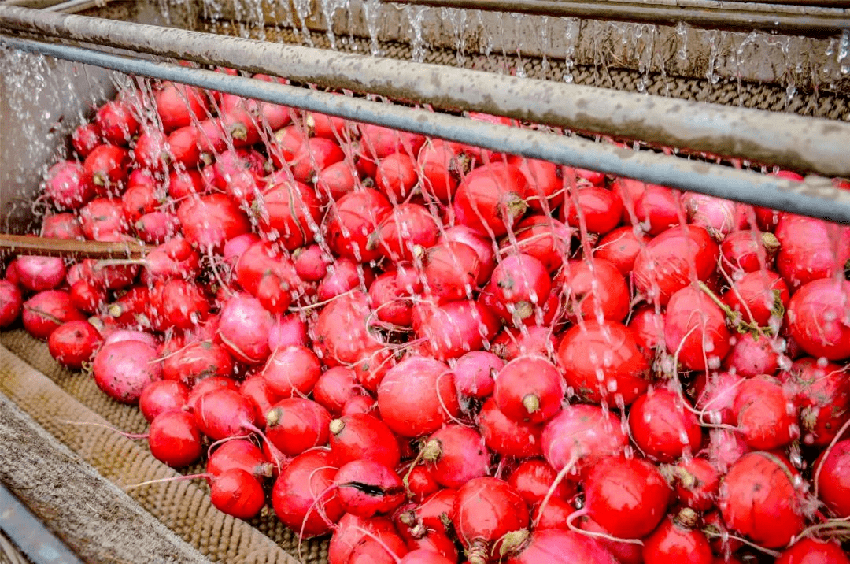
[4,35,850,224]
[2,7,850,177]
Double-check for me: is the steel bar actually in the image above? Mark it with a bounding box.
[0,235,147,259]
[3,36,850,224]
[378,0,850,31]
[2,8,850,178]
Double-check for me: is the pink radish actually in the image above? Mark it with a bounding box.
[15,255,65,292]
[317,258,373,302]
[0,280,23,328]
[376,152,418,201]
[92,339,162,404]
[452,351,503,398]
[218,293,274,365]
[177,193,250,252]
[491,326,557,362]
[23,290,86,340]
[268,314,308,350]
[139,380,189,422]
[41,213,84,240]
[45,161,94,210]
[192,388,260,441]
[72,122,101,157]
[162,341,234,385]
[723,332,781,377]
[775,215,850,289]
[314,367,364,416]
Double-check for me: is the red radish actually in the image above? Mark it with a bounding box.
[95,100,139,146]
[223,233,261,270]
[722,269,789,328]
[369,267,422,327]
[5,259,20,286]
[143,237,201,281]
[491,326,557,362]
[733,375,798,450]
[401,466,439,504]
[399,549,455,564]
[556,321,651,406]
[122,171,160,221]
[335,460,406,517]
[511,157,563,212]
[265,398,331,457]
[348,532,408,564]
[666,457,721,512]
[376,153,418,201]
[377,356,460,437]
[72,122,101,157]
[719,451,805,548]
[47,320,102,369]
[585,456,670,539]
[240,373,281,417]
[310,291,382,366]
[293,245,331,282]
[371,203,440,263]
[508,459,575,505]
[775,215,850,289]
[166,169,204,200]
[493,356,564,424]
[305,111,348,139]
[329,514,398,564]
[41,213,84,239]
[411,299,499,361]
[360,123,425,159]
[326,188,392,262]
[0,281,23,328]
[329,414,401,469]
[165,126,202,168]
[92,339,162,403]
[313,368,363,416]
[541,403,628,482]
[45,161,94,210]
[316,160,358,200]
[155,83,209,132]
[575,517,642,564]
[261,345,322,398]
[629,388,702,462]
[83,144,130,194]
[787,278,850,361]
[421,242,482,302]
[556,258,630,324]
[631,183,681,235]
[683,192,742,241]
[455,162,529,238]
[234,241,300,314]
[815,439,850,518]
[208,439,273,479]
[417,139,464,202]
[139,380,189,422]
[271,448,344,537]
[534,497,580,530]
[193,118,228,156]
[103,329,158,349]
[562,186,623,235]
[642,512,713,564]
[664,285,732,371]
[452,351,503,398]
[133,129,171,172]
[177,193,251,252]
[206,468,266,519]
[776,538,850,564]
[695,371,744,426]
[15,255,66,292]
[317,258,372,302]
[162,341,234,384]
[633,225,718,306]
[594,227,647,276]
[159,279,209,330]
[415,489,458,536]
[721,230,779,273]
[193,388,259,441]
[134,211,179,244]
[439,225,496,282]
[452,477,530,561]
[628,306,665,357]
[267,313,308,350]
[23,290,86,340]
[420,425,489,489]
[481,253,550,324]
[707,428,750,473]
[185,376,239,414]
[288,137,345,183]
[478,397,543,458]
[79,198,129,240]
[255,180,322,250]
[148,410,203,467]
[506,215,574,273]
[785,358,850,447]
[268,125,308,168]
[217,293,273,364]
[723,332,781,377]
[505,529,619,564]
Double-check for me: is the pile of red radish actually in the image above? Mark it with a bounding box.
[1,70,849,564]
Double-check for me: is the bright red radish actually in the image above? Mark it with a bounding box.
[776,538,850,564]
[420,425,489,489]
[556,258,630,323]
[359,123,425,159]
[329,413,401,469]
[45,161,94,210]
[493,356,564,423]
[723,332,781,377]
[313,367,364,416]
[328,514,398,564]
[541,403,628,482]
[556,321,651,406]
[15,255,66,292]
[417,139,464,202]
[208,468,266,520]
[159,279,209,330]
[720,230,779,273]
[271,448,344,537]
[217,293,273,365]
[629,388,702,462]
[315,160,358,200]
[207,439,273,479]
[785,358,850,447]
[0,281,22,328]
[505,529,618,564]
[377,356,461,437]
[452,477,530,562]
[139,380,189,422]
[326,188,392,262]
[369,267,422,327]
[265,398,331,457]
[506,215,573,274]
[133,129,170,172]
[255,180,322,250]
[439,225,496,282]
[630,183,681,235]
[371,203,440,263]
[95,100,139,146]
[376,152,418,200]
[47,320,102,369]
[815,439,850,518]
[399,549,455,564]
[72,122,101,157]
[642,511,713,564]
[23,290,86,340]
[311,291,383,366]
[421,242,482,302]
[562,186,623,235]
[288,137,345,183]
[411,299,500,361]
[148,410,202,467]
[722,269,789,328]
[508,459,575,505]
[478,397,543,458]
[79,198,129,240]
[155,83,209,132]
[185,376,239,414]
[480,253,550,325]
[733,375,798,450]
[83,144,130,193]
[491,326,557,362]
[41,213,84,240]
[177,194,250,252]
[718,451,805,548]
[664,285,732,372]
[239,373,280,417]
[787,278,850,361]
[594,226,647,275]
[628,306,665,357]
[585,456,670,539]
[335,459,406,517]
[454,162,529,238]
[665,457,720,512]
[261,345,321,398]
[162,341,233,385]
[775,215,850,289]
[452,351,503,398]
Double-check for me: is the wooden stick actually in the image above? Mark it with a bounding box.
[0,234,147,260]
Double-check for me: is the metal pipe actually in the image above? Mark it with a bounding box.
[379,0,850,32]
[3,35,850,224]
[1,8,850,178]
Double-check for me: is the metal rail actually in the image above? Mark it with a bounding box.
[3,35,850,224]
[380,0,850,33]
[1,8,850,178]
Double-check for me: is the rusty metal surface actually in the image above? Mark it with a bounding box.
[2,7,850,178]
[6,35,850,224]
